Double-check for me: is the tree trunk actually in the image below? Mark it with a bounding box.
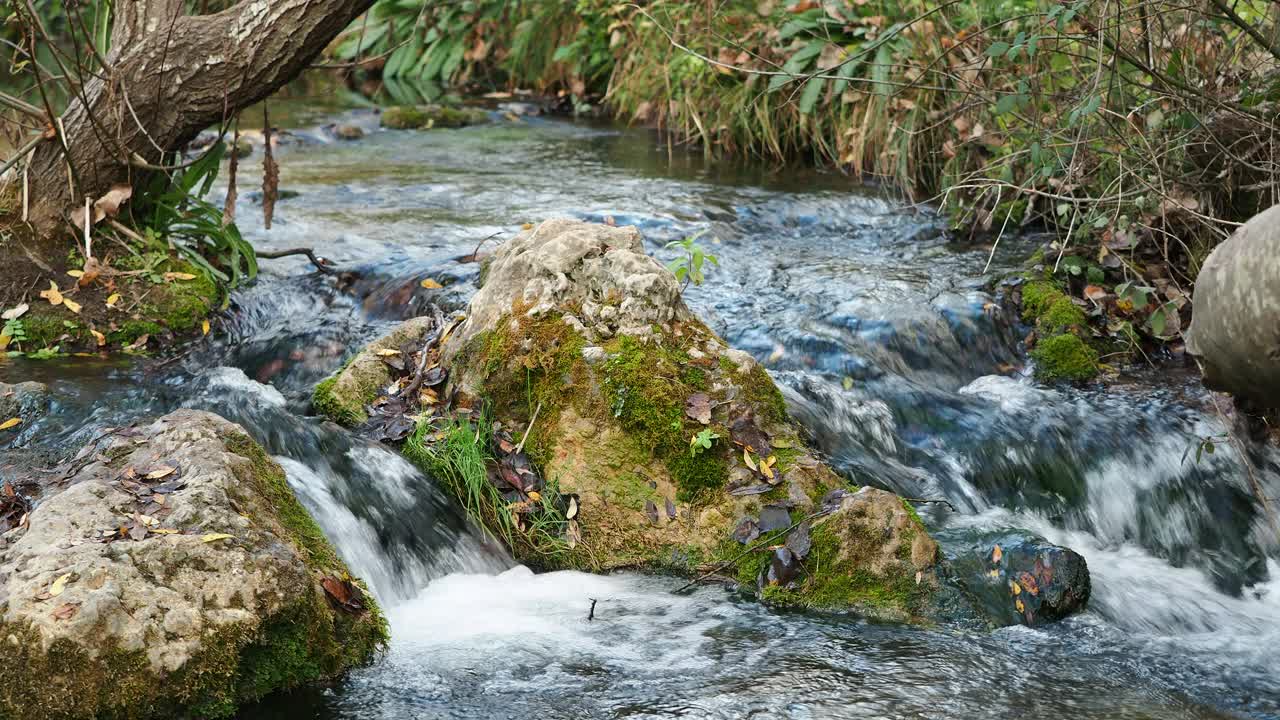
[23,0,375,236]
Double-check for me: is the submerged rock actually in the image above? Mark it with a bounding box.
[0,410,386,719]
[313,316,435,426]
[0,381,49,425]
[1187,203,1280,409]
[380,104,488,130]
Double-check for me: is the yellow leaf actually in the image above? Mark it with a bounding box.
[151,528,179,535]
[62,298,82,314]
[743,448,758,471]
[0,334,10,351]
[765,455,777,468]
[991,544,1003,564]
[521,222,533,230]
[528,491,543,502]
[760,461,774,480]
[420,278,443,289]
[1015,597,1025,613]
[105,293,121,308]
[0,418,21,431]
[39,281,63,307]
[91,329,106,347]
[374,348,401,356]
[201,533,234,543]
[201,320,210,336]
[145,465,176,480]
[988,569,999,579]
[66,270,84,278]
[163,272,198,281]
[1010,580,1022,595]
[49,573,71,597]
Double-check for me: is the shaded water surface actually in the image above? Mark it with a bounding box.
[2,98,1277,719]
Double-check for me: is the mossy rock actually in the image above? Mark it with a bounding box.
[380,105,489,130]
[0,410,387,719]
[1030,333,1099,382]
[408,219,963,622]
[312,316,435,426]
[1018,279,1099,381]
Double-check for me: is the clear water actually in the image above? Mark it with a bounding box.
[2,92,1277,719]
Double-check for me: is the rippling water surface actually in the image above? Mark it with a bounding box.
[2,92,1277,719]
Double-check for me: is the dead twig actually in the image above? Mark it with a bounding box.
[515,402,543,455]
[254,247,336,274]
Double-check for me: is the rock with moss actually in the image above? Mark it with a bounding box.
[426,219,945,621]
[312,316,435,426]
[1018,279,1099,382]
[380,105,489,130]
[0,410,386,720]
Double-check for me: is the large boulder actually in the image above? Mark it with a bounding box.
[1187,203,1280,408]
[0,410,386,719]
[428,219,952,622]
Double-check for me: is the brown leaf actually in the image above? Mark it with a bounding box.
[1083,285,1108,302]
[684,392,712,424]
[51,602,80,621]
[321,576,366,613]
[78,257,103,288]
[262,111,279,230]
[991,544,1003,564]
[39,281,63,307]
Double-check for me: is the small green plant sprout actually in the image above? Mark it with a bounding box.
[1182,434,1228,466]
[665,230,719,289]
[689,428,720,457]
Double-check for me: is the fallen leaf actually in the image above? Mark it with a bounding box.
[163,272,197,282]
[760,460,775,480]
[150,528,179,535]
[1015,597,1025,613]
[201,320,210,336]
[1010,580,1022,595]
[62,298,82,314]
[105,293,121,308]
[743,448,758,471]
[1083,285,1108,301]
[991,544,1003,564]
[90,329,105,347]
[684,392,712,424]
[528,490,543,502]
[39,281,63,307]
[0,418,21,431]
[419,278,443,289]
[66,270,84,278]
[1,303,28,320]
[49,573,72,597]
[77,257,103,288]
[51,602,80,621]
[145,464,176,480]
[201,533,234,543]
[374,348,402,356]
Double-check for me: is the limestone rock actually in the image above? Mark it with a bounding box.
[1187,203,1280,408]
[313,316,435,426]
[0,410,386,719]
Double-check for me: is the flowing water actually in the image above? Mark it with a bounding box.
[2,93,1279,719]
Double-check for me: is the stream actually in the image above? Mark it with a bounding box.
[2,95,1278,719]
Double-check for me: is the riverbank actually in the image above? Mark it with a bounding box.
[332,0,1280,377]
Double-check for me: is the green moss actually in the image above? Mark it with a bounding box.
[107,320,164,345]
[1039,296,1086,332]
[602,334,730,502]
[760,513,929,619]
[381,105,488,129]
[312,371,365,427]
[1030,333,1099,382]
[1020,280,1063,321]
[20,312,80,348]
[723,356,788,424]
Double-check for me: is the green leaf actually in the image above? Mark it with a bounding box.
[985,41,1011,58]
[798,78,826,114]
[995,94,1019,115]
